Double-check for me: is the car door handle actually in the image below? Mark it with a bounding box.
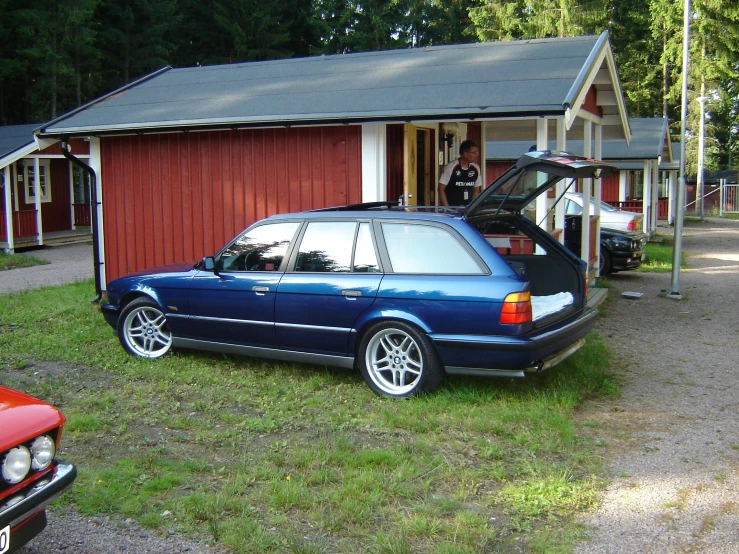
[252,286,270,293]
[341,290,362,297]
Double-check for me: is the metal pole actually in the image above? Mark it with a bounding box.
[670,0,690,298]
[697,95,707,220]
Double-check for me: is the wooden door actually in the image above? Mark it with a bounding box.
[403,124,417,206]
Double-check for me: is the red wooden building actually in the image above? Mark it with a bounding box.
[36,32,630,288]
[1,125,92,252]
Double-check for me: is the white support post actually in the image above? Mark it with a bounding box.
[555,119,567,243]
[89,137,106,288]
[619,171,627,203]
[34,157,43,245]
[643,160,652,235]
[651,159,659,232]
[3,165,13,252]
[536,118,548,231]
[480,123,486,189]
[668,170,676,225]
[361,123,387,203]
[594,124,602,275]
[581,120,592,275]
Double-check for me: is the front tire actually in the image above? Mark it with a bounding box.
[118,298,172,358]
[599,247,612,275]
[358,321,444,397]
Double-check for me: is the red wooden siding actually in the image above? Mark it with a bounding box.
[101,126,362,281]
[466,122,481,148]
[582,86,603,118]
[485,161,514,186]
[600,173,619,203]
[38,138,90,156]
[41,159,72,232]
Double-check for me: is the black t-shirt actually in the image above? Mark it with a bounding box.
[440,161,481,205]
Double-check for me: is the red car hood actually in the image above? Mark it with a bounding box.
[0,386,66,452]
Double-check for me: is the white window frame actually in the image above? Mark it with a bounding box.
[24,159,52,204]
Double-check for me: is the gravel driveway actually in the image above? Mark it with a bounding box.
[0,243,94,294]
[575,217,739,553]
[8,219,739,552]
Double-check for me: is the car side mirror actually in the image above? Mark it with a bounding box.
[202,256,215,271]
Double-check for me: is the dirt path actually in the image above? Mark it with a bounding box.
[575,217,739,553]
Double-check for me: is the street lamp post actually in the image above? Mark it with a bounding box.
[696,95,708,220]
[669,0,690,298]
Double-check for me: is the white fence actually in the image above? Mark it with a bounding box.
[721,181,739,214]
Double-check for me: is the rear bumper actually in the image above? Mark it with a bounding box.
[0,461,77,553]
[430,308,597,375]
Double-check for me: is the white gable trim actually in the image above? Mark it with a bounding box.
[564,31,630,145]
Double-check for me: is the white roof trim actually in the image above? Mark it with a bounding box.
[0,142,38,170]
[564,32,630,145]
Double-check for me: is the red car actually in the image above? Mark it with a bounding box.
[0,386,77,553]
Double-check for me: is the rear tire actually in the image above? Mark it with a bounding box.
[358,321,444,397]
[599,247,612,275]
[118,297,172,358]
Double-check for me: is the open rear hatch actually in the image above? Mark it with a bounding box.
[464,151,616,326]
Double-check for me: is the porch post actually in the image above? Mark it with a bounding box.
[536,118,548,231]
[594,124,602,275]
[643,160,652,235]
[361,123,387,203]
[34,157,43,246]
[581,120,592,274]
[3,165,13,252]
[619,171,627,202]
[651,159,659,232]
[554,119,567,243]
[89,137,106,288]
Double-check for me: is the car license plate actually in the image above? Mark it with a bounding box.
[0,524,9,554]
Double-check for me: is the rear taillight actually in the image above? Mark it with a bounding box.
[500,291,532,324]
[627,220,638,231]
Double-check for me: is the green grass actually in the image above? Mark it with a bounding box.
[0,280,620,553]
[637,240,688,273]
[0,250,50,271]
[721,213,739,220]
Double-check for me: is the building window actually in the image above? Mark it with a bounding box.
[24,160,52,204]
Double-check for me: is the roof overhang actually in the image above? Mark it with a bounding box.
[0,141,39,170]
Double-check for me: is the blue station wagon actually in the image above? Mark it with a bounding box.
[102,152,614,397]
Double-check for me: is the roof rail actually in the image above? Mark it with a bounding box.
[311,201,399,212]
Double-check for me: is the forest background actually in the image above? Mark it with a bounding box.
[0,0,737,173]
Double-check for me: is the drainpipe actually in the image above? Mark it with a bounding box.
[61,140,102,303]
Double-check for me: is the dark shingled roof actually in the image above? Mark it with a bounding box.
[38,34,614,136]
[0,124,37,160]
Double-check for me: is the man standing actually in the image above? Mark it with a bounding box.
[438,140,482,206]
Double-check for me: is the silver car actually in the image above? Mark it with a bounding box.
[564,192,644,232]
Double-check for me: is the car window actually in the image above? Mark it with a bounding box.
[295,221,356,272]
[219,222,300,272]
[565,199,582,215]
[353,223,380,273]
[381,222,484,274]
